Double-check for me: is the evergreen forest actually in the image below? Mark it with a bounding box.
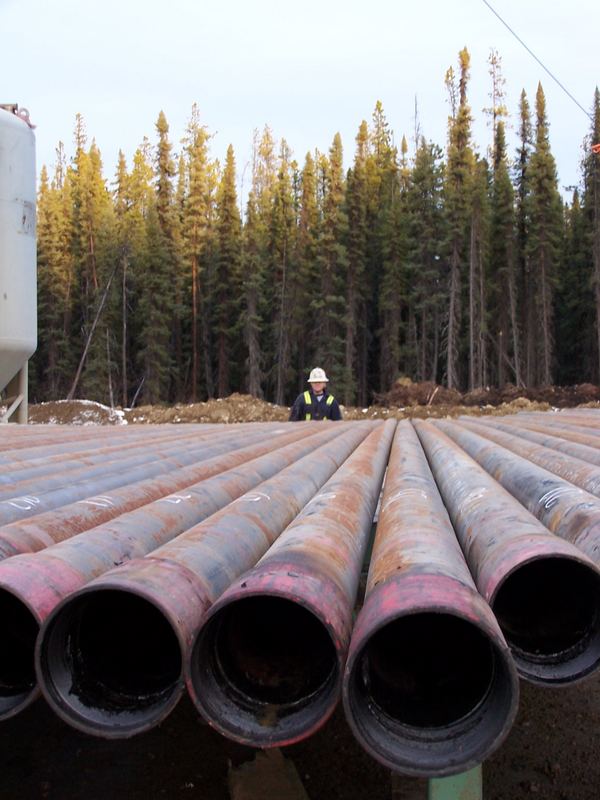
[33,49,600,408]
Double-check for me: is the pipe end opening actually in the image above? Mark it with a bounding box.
[345,611,516,776]
[0,589,38,716]
[493,558,600,684]
[190,595,338,745]
[39,590,182,736]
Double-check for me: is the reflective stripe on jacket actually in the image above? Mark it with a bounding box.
[303,390,334,420]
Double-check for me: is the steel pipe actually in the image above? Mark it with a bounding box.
[343,421,519,778]
[466,417,600,468]
[0,424,209,460]
[0,427,271,501]
[0,424,325,526]
[36,423,376,737]
[482,414,600,451]
[414,420,600,685]
[0,426,239,485]
[434,419,600,568]
[451,418,600,497]
[187,419,396,747]
[0,423,356,720]
[0,425,320,559]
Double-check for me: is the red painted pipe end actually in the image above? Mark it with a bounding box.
[342,574,519,777]
[0,585,40,719]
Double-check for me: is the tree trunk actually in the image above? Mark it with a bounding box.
[507,252,523,387]
[106,328,114,409]
[191,255,198,401]
[121,254,128,407]
[246,285,263,398]
[275,248,288,406]
[469,223,476,390]
[447,246,461,389]
[344,277,355,406]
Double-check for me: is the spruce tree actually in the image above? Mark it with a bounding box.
[214,144,242,396]
[378,135,410,393]
[269,140,296,404]
[154,110,182,400]
[444,49,475,389]
[582,88,600,379]
[407,139,446,383]
[489,121,521,386]
[242,191,265,397]
[344,121,369,404]
[293,152,320,391]
[241,127,278,398]
[35,155,76,397]
[526,83,563,385]
[313,133,347,389]
[514,90,534,385]
[468,157,490,389]
[556,190,594,382]
[181,105,211,400]
[137,201,172,402]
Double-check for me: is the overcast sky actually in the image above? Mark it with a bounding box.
[2,0,597,202]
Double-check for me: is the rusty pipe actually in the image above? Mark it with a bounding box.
[451,418,600,497]
[343,421,519,778]
[0,424,214,461]
[187,419,396,748]
[414,419,600,686]
[487,414,600,448]
[0,426,321,560]
[0,423,357,720]
[484,415,600,452]
[36,424,376,738]
[0,425,247,486]
[466,417,600,468]
[0,424,326,526]
[434,418,600,568]
[0,427,273,502]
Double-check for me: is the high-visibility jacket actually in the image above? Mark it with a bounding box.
[289,389,342,421]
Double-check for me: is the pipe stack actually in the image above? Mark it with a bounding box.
[0,410,599,778]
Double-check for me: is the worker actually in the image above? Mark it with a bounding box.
[289,367,342,421]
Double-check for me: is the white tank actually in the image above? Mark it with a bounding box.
[0,105,37,394]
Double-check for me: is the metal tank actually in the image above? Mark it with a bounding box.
[0,104,36,423]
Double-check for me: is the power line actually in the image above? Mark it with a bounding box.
[481,0,592,121]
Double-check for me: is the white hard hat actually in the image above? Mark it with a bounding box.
[308,367,329,383]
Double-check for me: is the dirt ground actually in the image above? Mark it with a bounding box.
[2,384,600,798]
[23,392,559,426]
[0,675,598,800]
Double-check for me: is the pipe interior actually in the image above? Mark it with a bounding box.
[50,591,181,712]
[0,591,38,696]
[358,612,494,728]
[210,596,336,707]
[492,559,600,659]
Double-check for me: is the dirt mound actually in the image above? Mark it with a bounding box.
[375,378,600,409]
[24,384,589,426]
[125,393,289,424]
[342,396,551,421]
[461,383,600,407]
[374,378,462,407]
[27,399,127,425]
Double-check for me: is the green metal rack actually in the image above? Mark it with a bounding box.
[428,766,482,799]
